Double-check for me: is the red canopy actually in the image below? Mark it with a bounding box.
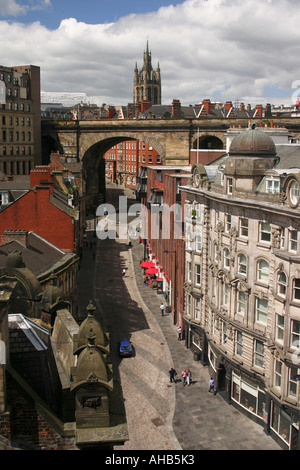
[141,261,155,268]
[146,268,159,275]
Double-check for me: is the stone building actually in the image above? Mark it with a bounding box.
[0,65,41,175]
[133,41,161,106]
[181,125,300,450]
[0,256,128,449]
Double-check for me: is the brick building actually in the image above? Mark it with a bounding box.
[0,164,83,255]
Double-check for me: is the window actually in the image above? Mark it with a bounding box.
[224,248,230,269]
[213,242,218,263]
[237,253,247,275]
[291,319,300,349]
[187,262,192,282]
[186,294,191,315]
[274,360,282,389]
[293,278,300,301]
[289,180,300,206]
[255,297,268,324]
[288,367,299,398]
[225,214,231,232]
[227,177,233,195]
[257,259,269,283]
[221,321,227,344]
[277,271,287,297]
[236,330,243,356]
[194,297,200,320]
[223,284,229,306]
[236,290,246,315]
[266,178,280,194]
[259,222,271,243]
[195,264,201,285]
[239,218,248,237]
[289,230,298,252]
[254,340,264,368]
[275,314,285,344]
[195,234,202,252]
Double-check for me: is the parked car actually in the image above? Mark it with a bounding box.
[119,340,132,357]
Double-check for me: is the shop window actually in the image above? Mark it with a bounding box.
[271,402,291,445]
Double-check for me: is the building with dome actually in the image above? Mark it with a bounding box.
[181,124,300,449]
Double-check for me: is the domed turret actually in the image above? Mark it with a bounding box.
[229,124,276,158]
[74,301,109,355]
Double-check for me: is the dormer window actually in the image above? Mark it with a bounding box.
[266,177,280,194]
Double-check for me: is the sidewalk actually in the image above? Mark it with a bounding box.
[78,227,281,450]
[129,238,281,451]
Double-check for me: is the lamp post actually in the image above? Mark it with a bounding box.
[164,249,177,325]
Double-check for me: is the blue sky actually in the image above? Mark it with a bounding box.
[0,0,300,107]
[1,0,185,28]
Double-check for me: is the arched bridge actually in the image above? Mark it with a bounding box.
[41,116,300,198]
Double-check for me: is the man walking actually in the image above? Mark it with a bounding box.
[208,377,215,394]
[169,367,177,383]
[177,325,182,340]
[160,302,165,316]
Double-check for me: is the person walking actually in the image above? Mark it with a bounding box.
[122,268,126,277]
[177,326,182,341]
[169,367,177,383]
[181,368,187,386]
[187,369,192,386]
[208,377,215,393]
[160,302,165,316]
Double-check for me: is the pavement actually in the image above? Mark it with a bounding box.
[77,186,282,451]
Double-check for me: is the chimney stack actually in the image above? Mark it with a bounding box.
[172,99,181,119]
[3,229,28,247]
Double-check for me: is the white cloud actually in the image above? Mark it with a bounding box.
[0,0,300,106]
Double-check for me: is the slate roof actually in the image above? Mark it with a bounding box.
[0,231,71,278]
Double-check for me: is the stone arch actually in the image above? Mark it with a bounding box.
[192,133,224,150]
[81,134,166,200]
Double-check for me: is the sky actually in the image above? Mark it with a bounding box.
[1,0,300,107]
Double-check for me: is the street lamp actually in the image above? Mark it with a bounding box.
[164,249,177,325]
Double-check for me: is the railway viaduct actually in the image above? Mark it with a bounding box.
[41,116,300,197]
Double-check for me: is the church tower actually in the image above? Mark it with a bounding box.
[134,41,161,105]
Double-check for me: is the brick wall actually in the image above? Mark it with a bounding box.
[0,187,74,252]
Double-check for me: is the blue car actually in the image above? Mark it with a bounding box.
[119,340,132,357]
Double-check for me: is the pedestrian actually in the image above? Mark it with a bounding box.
[160,302,165,316]
[122,268,126,277]
[177,325,182,341]
[208,377,215,393]
[181,368,187,386]
[104,206,108,216]
[187,369,192,386]
[169,367,177,383]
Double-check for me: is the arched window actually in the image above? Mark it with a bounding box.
[237,253,247,275]
[277,271,287,297]
[257,259,269,283]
